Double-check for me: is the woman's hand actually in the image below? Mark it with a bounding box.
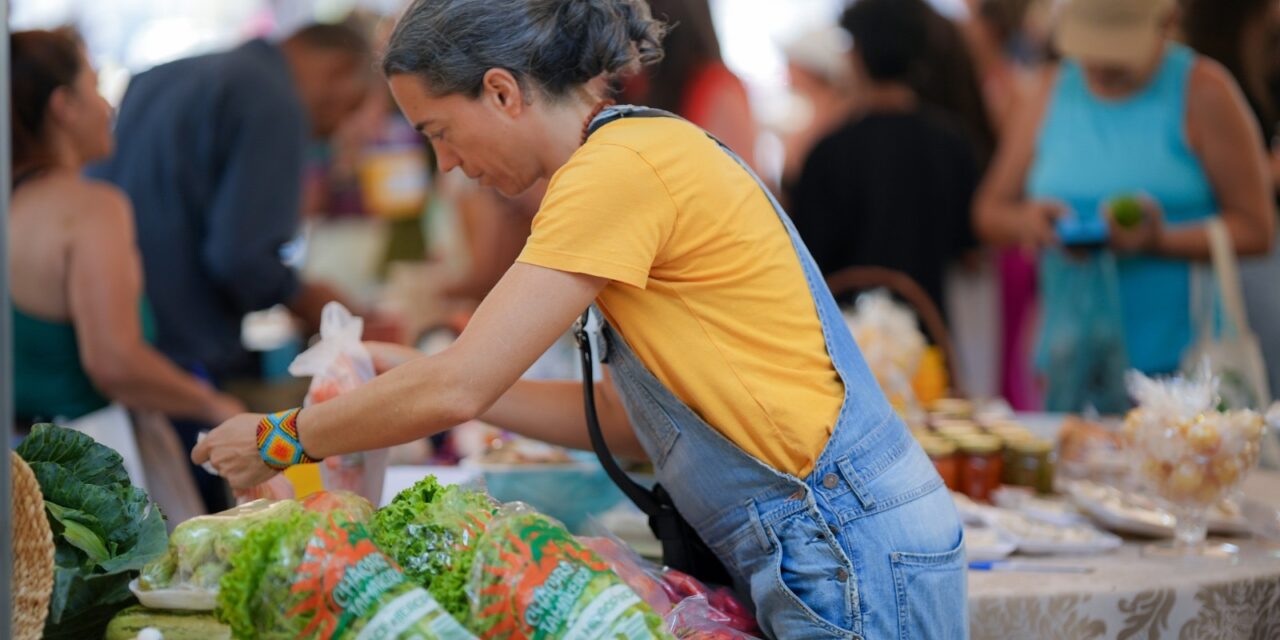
[1016,200,1066,252]
[201,392,248,426]
[191,413,278,489]
[1106,197,1164,254]
[364,341,425,374]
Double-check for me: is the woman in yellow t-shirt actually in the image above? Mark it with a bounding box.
[195,1,965,637]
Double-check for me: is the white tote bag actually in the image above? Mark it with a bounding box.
[66,403,149,491]
[1179,218,1277,467]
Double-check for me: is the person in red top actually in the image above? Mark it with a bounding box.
[622,0,757,171]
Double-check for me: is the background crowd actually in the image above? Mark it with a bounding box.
[9,0,1280,515]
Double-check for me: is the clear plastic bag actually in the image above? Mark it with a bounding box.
[664,596,762,640]
[136,492,376,611]
[577,535,757,634]
[1038,250,1131,414]
[290,302,389,504]
[136,499,304,609]
[844,290,927,415]
[217,507,475,640]
[467,504,672,639]
[371,475,497,625]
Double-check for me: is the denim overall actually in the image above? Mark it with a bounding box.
[589,106,967,639]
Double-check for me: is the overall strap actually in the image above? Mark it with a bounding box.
[585,106,681,139]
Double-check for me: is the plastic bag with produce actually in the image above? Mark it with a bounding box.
[290,302,390,504]
[579,535,757,634]
[218,508,475,640]
[138,499,303,606]
[138,492,374,610]
[371,475,497,625]
[468,504,672,639]
[664,596,762,640]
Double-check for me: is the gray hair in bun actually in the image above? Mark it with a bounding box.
[384,0,667,99]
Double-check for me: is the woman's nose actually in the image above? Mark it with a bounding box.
[434,144,461,173]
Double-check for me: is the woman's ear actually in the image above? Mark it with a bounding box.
[482,68,526,116]
[46,85,75,128]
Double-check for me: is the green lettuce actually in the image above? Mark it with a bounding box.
[218,508,476,639]
[370,476,496,623]
[16,424,168,640]
[217,510,320,639]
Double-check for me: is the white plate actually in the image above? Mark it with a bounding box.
[980,506,1123,556]
[992,487,1090,527]
[129,578,217,611]
[964,526,1017,562]
[1066,480,1252,538]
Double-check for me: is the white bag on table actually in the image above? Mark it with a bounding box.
[1180,218,1277,467]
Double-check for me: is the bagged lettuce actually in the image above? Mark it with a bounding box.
[140,491,373,604]
[16,424,168,640]
[218,508,475,639]
[139,499,303,595]
[468,504,672,639]
[371,475,496,622]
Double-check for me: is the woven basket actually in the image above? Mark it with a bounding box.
[10,451,54,640]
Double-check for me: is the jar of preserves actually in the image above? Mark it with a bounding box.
[934,420,982,442]
[1003,437,1056,494]
[957,434,1003,502]
[919,436,959,490]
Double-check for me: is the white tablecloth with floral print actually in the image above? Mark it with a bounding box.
[969,471,1280,640]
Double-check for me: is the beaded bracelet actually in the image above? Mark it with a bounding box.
[256,408,320,470]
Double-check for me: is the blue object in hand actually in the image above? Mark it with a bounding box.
[1055,213,1110,248]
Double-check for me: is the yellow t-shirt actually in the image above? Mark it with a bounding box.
[517,117,843,477]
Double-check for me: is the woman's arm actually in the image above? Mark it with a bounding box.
[365,341,645,459]
[1162,59,1276,258]
[68,185,244,424]
[973,67,1064,251]
[195,263,608,487]
[479,371,644,459]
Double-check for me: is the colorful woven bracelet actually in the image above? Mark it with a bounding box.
[256,408,320,471]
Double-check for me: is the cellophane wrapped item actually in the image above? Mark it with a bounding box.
[139,499,303,602]
[370,475,497,626]
[466,504,672,639]
[138,492,373,608]
[216,494,475,640]
[1123,369,1276,507]
[292,302,389,504]
[578,535,758,636]
[844,290,926,415]
[664,596,762,640]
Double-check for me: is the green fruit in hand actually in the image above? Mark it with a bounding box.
[1111,196,1144,229]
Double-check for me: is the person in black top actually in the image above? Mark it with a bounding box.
[791,0,979,317]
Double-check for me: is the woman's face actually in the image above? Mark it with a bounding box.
[1080,42,1165,101]
[388,72,544,197]
[59,56,114,163]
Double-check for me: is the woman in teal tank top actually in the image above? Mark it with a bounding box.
[13,300,157,421]
[974,0,1275,411]
[9,30,245,427]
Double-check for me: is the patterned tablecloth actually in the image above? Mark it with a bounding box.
[969,472,1280,640]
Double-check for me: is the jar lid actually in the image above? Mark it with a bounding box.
[956,434,1003,454]
[1011,437,1055,454]
[919,437,958,457]
[929,398,973,417]
[988,427,1034,444]
[934,419,981,433]
[985,419,1028,432]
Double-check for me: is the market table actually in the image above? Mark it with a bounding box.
[968,471,1280,640]
[380,415,1280,640]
